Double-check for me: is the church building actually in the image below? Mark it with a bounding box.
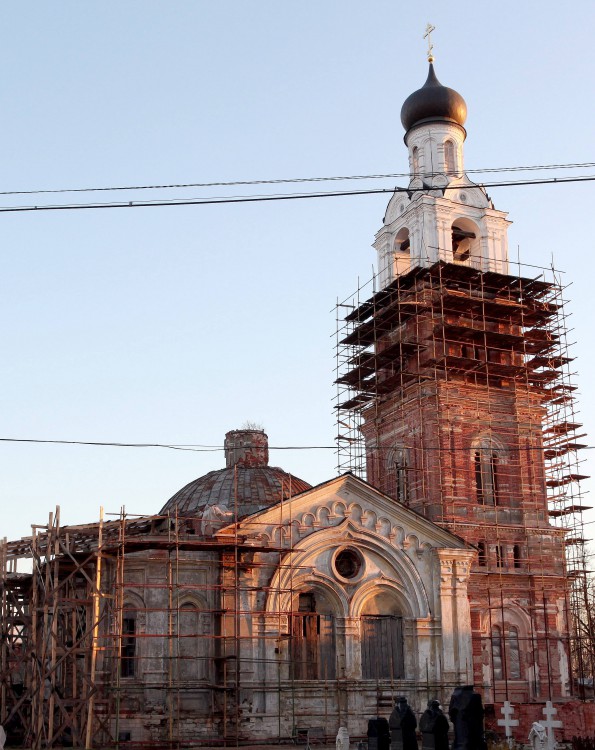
[1,54,593,749]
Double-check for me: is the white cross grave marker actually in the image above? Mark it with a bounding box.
[497,701,519,748]
[541,701,562,750]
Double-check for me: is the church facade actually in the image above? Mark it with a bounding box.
[1,58,594,748]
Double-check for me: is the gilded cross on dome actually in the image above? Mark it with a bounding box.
[424,23,436,62]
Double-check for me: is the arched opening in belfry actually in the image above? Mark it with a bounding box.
[393,227,411,275]
[451,218,481,266]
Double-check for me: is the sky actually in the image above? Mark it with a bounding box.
[1,2,594,543]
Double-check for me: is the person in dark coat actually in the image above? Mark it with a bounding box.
[389,696,418,750]
[448,686,487,750]
[419,700,449,750]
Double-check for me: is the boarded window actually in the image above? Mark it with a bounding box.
[291,594,336,680]
[178,603,203,681]
[361,615,404,679]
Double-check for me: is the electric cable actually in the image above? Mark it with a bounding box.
[1,160,594,197]
[0,436,594,452]
[1,173,595,213]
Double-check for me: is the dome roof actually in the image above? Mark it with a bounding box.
[160,465,311,518]
[159,429,311,518]
[400,62,467,133]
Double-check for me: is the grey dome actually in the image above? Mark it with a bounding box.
[160,465,311,518]
[159,429,311,518]
[401,63,467,133]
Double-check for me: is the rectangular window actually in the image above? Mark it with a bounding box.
[121,617,136,678]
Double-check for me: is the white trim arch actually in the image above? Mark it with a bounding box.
[264,521,432,620]
[351,579,414,620]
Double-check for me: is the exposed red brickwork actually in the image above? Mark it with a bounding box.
[355,263,574,707]
[485,701,595,743]
[224,429,269,468]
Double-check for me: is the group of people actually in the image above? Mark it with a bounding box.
[381,686,487,750]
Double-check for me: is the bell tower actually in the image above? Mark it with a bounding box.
[335,53,584,710]
[375,61,510,288]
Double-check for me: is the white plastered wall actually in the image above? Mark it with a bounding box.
[374,119,511,287]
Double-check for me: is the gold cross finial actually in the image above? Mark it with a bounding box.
[424,23,436,63]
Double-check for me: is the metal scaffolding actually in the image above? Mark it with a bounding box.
[334,257,592,705]
[0,257,592,748]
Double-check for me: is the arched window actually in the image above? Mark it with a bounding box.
[291,592,336,680]
[491,624,522,682]
[444,140,456,174]
[412,146,420,176]
[474,439,501,505]
[513,545,522,569]
[477,542,487,567]
[121,607,138,678]
[392,448,410,504]
[508,627,521,679]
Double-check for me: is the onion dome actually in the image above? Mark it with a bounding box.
[160,429,311,519]
[400,63,467,133]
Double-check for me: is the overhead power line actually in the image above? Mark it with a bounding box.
[1,437,593,452]
[1,161,594,197]
[2,173,595,214]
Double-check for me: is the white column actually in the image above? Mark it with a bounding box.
[436,551,457,683]
[453,552,474,684]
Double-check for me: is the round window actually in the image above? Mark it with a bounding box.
[333,547,363,580]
